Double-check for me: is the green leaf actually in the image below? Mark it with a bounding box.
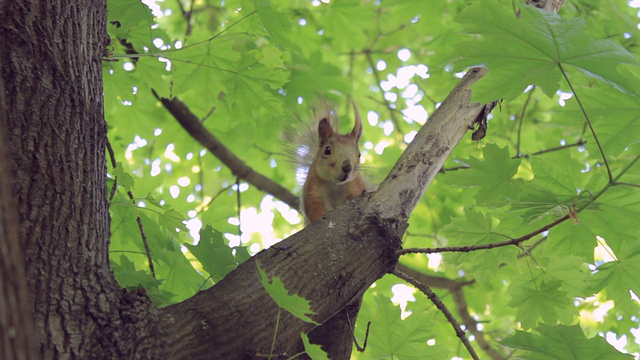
[448,144,521,206]
[184,226,237,282]
[539,255,591,296]
[111,162,135,193]
[590,241,640,313]
[300,332,329,360]
[357,293,446,359]
[559,86,640,157]
[454,0,639,102]
[508,279,577,329]
[257,262,318,325]
[443,209,519,283]
[160,209,188,232]
[501,324,631,359]
[112,254,163,289]
[543,221,596,263]
[253,0,294,49]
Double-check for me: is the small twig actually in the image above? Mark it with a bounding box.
[347,311,370,352]
[363,50,404,134]
[128,191,156,278]
[196,184,235,216]
[451,289,505,360]
[515,86,535,157]
[396,214,570,256]
[514,139,587,159]
[439,165,470,173]
[615,181,640,188]
[106,139,155,277]
[558,64,613,183]
[200,105,216,123]
[394,265,504,358]
[236,177,242,239]
[392,268,480,360]
[176,0,195,37]
[106,139,119,202]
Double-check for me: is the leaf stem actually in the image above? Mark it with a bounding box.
[558,63,613,183]
[269,307,281,360]
[515,86,535,157]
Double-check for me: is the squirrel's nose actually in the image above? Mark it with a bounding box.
[341,161,352,173]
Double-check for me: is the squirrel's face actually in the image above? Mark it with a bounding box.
[315,135,361,185]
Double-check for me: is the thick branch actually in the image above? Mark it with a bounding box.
[366,67,492,221]
[153,91,300,210]
[162,202,403,359]
[155,68,493,358]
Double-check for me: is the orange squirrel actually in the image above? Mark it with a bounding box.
[293,101,371,223]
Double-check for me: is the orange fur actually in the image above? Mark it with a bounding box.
[301,102,369,223]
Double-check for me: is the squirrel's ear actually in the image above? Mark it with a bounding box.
[318,117,334,142]
[351,101,363,142]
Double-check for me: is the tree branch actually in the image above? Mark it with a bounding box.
[366,67,493,221]
[158,67,494,358]
[392,268,480,360]
[152,89,300,211]
[396,265,505,359]
[397,214,570,256]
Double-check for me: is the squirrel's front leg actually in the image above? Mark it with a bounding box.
[303,192,327,223]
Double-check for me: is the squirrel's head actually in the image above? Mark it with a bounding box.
[314,103,363,185]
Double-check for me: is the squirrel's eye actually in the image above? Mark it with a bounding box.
[323,146,331,155]
[357,152,361,158]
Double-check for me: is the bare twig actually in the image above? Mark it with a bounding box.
[451,290,505,360]
[439,165,470,173]
[397,214,570,256]
[394,265,504,359]
[363,50,404,134]
[515,86,535,157]
[106,139,119,202]
[558,64,613,184]
[106,138,155,278]
[392,268,480,360]
[129,191,156,278]
[516,139,587,158]
[235,177,242,239]
[347,313,370,352]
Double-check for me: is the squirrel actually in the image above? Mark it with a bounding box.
[289,101,371,223]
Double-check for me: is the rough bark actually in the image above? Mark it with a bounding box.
[0,65,37,360]
[0,0,166,358]
[163,201,403,359]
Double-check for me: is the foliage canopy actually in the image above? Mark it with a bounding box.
[104,0,640,358]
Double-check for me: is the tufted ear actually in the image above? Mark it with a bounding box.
[318,117,334,144]
[350,101,363,142]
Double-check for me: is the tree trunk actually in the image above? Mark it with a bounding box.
[0,68,37,360]
[0,0,165,358]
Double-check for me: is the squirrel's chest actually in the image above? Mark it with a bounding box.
[322,184,351,211]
